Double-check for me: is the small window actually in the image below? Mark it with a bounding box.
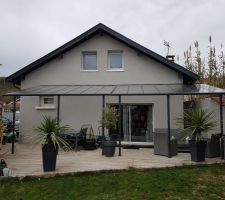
[108,51,123,69]
[40,96,54,107]
[82,51,97,70]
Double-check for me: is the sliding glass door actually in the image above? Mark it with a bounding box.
[110,104,153,142]
[130,105,153,142]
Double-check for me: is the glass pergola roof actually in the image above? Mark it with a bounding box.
[5,84,225,96]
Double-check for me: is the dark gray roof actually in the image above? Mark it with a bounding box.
[5,84,225,96]
[6,23,199,84]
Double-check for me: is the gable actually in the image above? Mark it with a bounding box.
[21,34,184,88]
[6,23,199,85]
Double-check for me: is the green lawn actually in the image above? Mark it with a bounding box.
[1,164,225,200]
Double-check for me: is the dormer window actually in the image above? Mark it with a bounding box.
[82,51,97,70]
[108,50,123,70]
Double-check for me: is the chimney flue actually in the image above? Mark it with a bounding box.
[166,55,175,62]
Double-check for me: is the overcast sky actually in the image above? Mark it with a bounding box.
[0,0,225,76]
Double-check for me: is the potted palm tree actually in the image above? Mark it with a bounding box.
[177,108,217,162]
[99,106,119,157]
[33,116,71,172]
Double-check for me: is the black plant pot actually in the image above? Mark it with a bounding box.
[42,144,58,172]
[102,140,116,157]
[189,140,207,162]
[83,139,97,150]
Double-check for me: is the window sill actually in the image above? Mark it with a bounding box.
[80,70,98,72]
[106,69,125,72]
[35,106,56,110]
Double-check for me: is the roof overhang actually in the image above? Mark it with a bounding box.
[4,84,225,97]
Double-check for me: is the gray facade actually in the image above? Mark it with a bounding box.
[18,34,184,142]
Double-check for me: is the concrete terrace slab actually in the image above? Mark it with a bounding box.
[1,144,224,177]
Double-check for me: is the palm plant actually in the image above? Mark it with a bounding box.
[177,108,217,141]
[33,116,71,150]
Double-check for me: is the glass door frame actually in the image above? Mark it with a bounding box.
[108,103,154,142]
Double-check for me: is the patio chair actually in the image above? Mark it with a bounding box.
[80,124,97,150]
[154,131,178,157]
[60,125,97,150]
[59,129,84,150]
[204,134,220,158]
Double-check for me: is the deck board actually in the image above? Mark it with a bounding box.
[1,143,224,177]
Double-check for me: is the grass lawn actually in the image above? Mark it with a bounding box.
[1,164,225,200]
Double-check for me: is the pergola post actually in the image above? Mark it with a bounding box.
[102,95,105,155]
[118,95,122,156]
[102,95,105,138]
[57,96,60,124]
[11,96,16,154]
[167,95,171,158]
[220,95,224,159]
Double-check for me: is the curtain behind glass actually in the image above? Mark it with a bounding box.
[122,105,129,141]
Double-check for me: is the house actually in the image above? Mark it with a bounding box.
[3,98,20,113]
[194,97,225,135]
[6,23,201,145]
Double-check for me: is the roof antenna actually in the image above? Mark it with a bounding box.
[163,40,170,56]
[164,40,175,62]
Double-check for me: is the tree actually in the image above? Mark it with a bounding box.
[194,41,205,78]
[218,44,225,87]
[183,36,225,88]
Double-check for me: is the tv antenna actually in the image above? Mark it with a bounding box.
[164,40,171,56]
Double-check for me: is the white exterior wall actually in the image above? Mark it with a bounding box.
[195,98,224,136]
[20,34,183,140]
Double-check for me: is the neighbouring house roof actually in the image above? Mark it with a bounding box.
[5,84,225,97]
[6,23,199,85]
[4,99,20,110]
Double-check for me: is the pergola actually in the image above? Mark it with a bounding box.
[5,83,225,159]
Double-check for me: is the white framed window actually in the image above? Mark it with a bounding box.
[82,51,97,70]
[40,96,54,106]
[35,96,56,110]
[108,51,123,70]
[40,96,54,107]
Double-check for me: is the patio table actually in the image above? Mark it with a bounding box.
[60,130,82,151]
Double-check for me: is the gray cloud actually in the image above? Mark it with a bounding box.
[0,0,225,76]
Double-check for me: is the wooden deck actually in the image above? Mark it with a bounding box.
[1,143,224,177]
